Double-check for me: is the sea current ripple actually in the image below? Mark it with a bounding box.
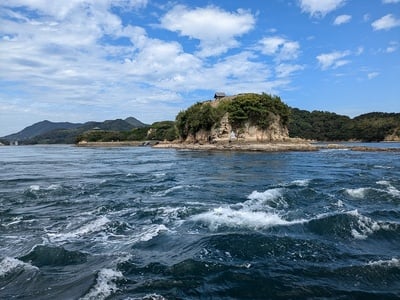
[1,145,400,299]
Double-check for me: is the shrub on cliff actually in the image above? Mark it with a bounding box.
[176,102,220,139]
[227,93,290,130]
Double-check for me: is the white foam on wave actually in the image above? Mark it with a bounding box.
[291,179,311,187]
[191,187,305,230]
[345,187,369,199]
[377,180,400,198]
[47,184,61,190]
[347,210,390,240]
[28,184,62,192]
[29,185,40,191]
[155,185,199,197]
[374,165,393,169]
[191,206,300,230]
[137,224,168,242]
[0,257,38,277]
[368,258,400,268]
[127,294,167,300]
[47,216,110,242]
[80,268,123,300]
[246,188,287,209]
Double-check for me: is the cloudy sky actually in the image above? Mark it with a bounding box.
[0,0,399,136]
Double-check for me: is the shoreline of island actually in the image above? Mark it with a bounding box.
[75,140,400,152]
[153,141,400,152]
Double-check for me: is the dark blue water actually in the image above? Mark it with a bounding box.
[1,145,400,299]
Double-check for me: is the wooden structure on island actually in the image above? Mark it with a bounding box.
[214,92,226,100]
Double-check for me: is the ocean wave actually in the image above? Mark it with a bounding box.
[191,187,306,230]
[135,224,169,243]
[347,210,385,240]
[79,268,123,300]
[154,185,200,197]
[308,210,394,240]
[246,188,287,209]
[377,180,400,198]
[47,216,110,243]
[28,184,62,192]
[290,179,311,187]
[368,258,400,268]
[345,187,369,199]
[191,206,304,231]
[0,257,38,277]
[125,294,168,300]
[19,245,87,267]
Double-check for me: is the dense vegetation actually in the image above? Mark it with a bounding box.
[176,93,290,139]
[176,102,220,139]
[227,93,290,130]
[289,109,400,141]
[75,121,178,143]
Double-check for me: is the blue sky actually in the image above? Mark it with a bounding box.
[0,0,399,136]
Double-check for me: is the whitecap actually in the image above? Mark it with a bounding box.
[154,172,166,178]
[191,206,304,231]
[137,224,168,242]
[377,181,400,197]
[29,185,40,191]
[47,184,61,190]
[345,188,368,199]
[47,216,110,242]
[335,200,344,208]
[374,165,392,169]
[0,257,38,277]
[347,210,390,240]
[128,294,167,300]
[246,188,287,209]
[368,258,400,268]
[291,179,311,187]
[79,268,123,300]
[155,185,199,197]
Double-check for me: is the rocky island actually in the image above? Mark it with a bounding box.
[154,93,317,152]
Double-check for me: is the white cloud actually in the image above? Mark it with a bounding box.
[160,5,255,57]
[1,0,148,20]
[317,50,351,70]
[275,64,304,78]
[382,0,400,3]
[299,0,346,17]
[333,14,352,25]
[1,1,296,133]
[372,14,400,31]
[386,41,399,53]
[258,36,300,61]
[367,72,379,79]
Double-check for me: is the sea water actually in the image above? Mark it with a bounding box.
[1,145,400,299]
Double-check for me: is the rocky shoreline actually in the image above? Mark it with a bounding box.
[75,140,400,152]
[152,141,318,152]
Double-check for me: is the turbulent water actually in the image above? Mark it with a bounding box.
[1,145,400,299]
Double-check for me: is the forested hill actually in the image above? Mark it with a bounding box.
[1,117,148,144]
[2,120,82,142]
[288,109,400,142]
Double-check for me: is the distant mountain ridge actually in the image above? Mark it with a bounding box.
[1,117,148,144]
[2,120,82,142]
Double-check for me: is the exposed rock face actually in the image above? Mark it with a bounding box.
[384,128,400,141]
[186,111,289,143]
